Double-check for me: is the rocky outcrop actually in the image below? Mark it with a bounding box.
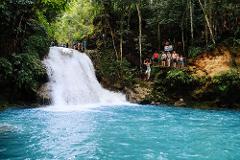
[125,83,152,103]
[190,47,232,77]
[235,49,240,66]
[174,98,186,107]
[36,83,51,105]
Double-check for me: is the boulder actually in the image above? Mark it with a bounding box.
[37,83,51,105]
[174,98,186,107]
[125,83,152,103]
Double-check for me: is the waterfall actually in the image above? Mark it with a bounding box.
[43,47,127,108]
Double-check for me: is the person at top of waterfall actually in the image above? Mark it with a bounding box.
[144,58,152,80]
[152,51,160,65]
[171,51,178,68]
[51,41,55,47]
[83,40,87,51]
[77,42,81,51]
[164,41,173,52]
[166,51,172,67]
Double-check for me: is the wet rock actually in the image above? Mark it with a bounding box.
[150,101,161,105]
[174,98,186,107]
[125,83,152,103]
[37,83,51,105]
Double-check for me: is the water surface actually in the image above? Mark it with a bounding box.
[0,105,240,160]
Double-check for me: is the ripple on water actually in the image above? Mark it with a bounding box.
[0,123,22,134]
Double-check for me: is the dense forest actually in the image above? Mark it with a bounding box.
[0,0,68,103]
[0,0,240,107]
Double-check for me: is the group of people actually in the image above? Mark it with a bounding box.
[144,41,186,80]
[50,40,87,52]
[51,41,69,48]
[151,50,185,68]
[72,41,87,51]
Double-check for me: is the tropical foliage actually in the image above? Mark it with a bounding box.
[53,0,99,43]
[210,69,240,103]
[94,49,136,88]
[153,69,195,97]
[0,0,68,102]
[0,0,240,105]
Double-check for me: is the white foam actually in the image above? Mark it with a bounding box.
[43,47,128,111]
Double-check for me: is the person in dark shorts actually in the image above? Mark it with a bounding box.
[171,51,178,68]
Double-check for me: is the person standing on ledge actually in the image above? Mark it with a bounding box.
[152,51,160,66]
[161,52,167,67]
[77,42,81,51]
[166,51,172,67]
[171,51,178,68]
[179,55,185,68]
[51,41,55,47]
[144,58,152,81]
[83,39,87,51]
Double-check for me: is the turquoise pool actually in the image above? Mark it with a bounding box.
[0,105,240,160]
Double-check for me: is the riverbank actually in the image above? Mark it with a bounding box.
[97,46,240,109]
[1,46,240,110]
[0,100,42,110]
[123,81,240,110]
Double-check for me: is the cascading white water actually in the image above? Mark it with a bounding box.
[43,47,127,108]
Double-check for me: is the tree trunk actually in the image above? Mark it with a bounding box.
[106,16,119,60]
[209,0,213,33]
[189,0,194,40]
[158,23,161,50]
[209,0,217,40]
[136,2,142,70]
[120,14,124,62]
[198,0,216,45]
[181,23,185,54]
[127,5,132,30]
[204,0,209,44]
[103,3,119,60]
[181,0,187,54]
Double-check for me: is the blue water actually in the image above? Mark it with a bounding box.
[0,105,240,160]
